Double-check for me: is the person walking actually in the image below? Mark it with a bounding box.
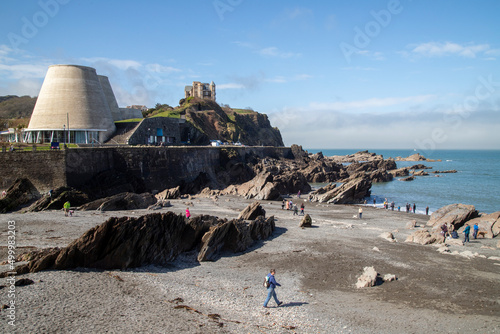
[185,207,191,219]
[300,203,305,215]
[358,207,363,219]
[426,206,429,215]
[281,200,285,210]
[263,269,283,308]
[473,223,479,239]
[413,203,416,214]
[292,204,298,216]
[463,223,470,244]
[63,201,70,217]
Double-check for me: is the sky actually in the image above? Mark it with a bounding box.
[0,0,499,150]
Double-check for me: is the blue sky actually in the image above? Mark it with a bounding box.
[1,0,499,150]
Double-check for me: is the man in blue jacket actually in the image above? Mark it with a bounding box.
[263,269,283,308]
[463,223,471,243]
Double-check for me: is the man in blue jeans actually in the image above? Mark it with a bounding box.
[263,269,283,308]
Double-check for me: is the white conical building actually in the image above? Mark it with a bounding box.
[98,75,122,122]
[25,64,117,144]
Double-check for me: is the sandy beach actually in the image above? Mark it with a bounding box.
[1,195,499,333]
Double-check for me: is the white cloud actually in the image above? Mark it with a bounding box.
[259,46,301,58]
[308,95,436,112]
[145,63,181,73]
[217,83,245,90]
[409,42,490,58]
[81,57,142,70]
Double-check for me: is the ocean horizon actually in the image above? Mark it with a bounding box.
[306,148,500,215]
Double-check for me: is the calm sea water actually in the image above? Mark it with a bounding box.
[306,149,500,214]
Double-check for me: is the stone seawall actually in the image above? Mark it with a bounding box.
[0,146,292,193]
[0,151,67,192]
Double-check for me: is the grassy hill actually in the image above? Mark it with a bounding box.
[0,95,37,130]
[145,97,284,146]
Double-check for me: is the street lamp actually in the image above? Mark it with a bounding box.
[63,125,66,148]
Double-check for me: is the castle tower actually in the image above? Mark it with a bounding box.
[26,65,116,144]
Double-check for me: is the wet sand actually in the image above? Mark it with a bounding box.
[0,195,499,333]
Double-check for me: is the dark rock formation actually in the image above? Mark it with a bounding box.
[432,170,458,174]
[26,187,90,212]
[197,216,275,261]
[147,200,172,210]
[0,178,40,213]
[300,214,312,228]
[400,176,415,182]
[412,170,429,176]
[79,192,157,211]
[3,212,275,276]
[389,168,410,177]
[309,177,371,204]
[80,170,147,200]
[238,201,266,220]
[155,186,181,200]
[426,204,479,230]
[409,164,432,170]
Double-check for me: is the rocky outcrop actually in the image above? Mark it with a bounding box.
[380,232,396,242]
[238,201,266,220]
[409,164,432,170]
[426,204,478,230]
[4,212,276,276]
[197,216,275,261]
[389,168,409,177]
[300,214,312,228]
[79,192,157,211]
[25,187,90,212]
[405,230,437,245]
[395,153,427,161]
[155,186,181,200]
[147,200,172,210]
[432,170,458,174]
[399,176,415,181]
[412,170,429,176]
[458,212,500,238]
[309,177,371,204]
[356,266,378,288]
[0,178,40,213]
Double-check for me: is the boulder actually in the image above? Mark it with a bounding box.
[395,153,427,161]
[310,177,371,204]
[380,232,396,242]
[147,200,172,210]
[25,187,90,212]
[238,201,266,220]
[197,216,275,261]
[431,170,457,174]
[155,186,181,200]
[383,274,397,282]
[426,204,478,230]
[368,170,393,183]
[389,167,409,177]
[406,220,417,229]
[300,214,313,228]
[409,164,432,170]
[445,238,464,247]
[79,192,157,211]
[399,176,415,182]
[412,170,429,176]
[460,212,500,238]
[0,178,40,213]
[405,230,437,245]
[356,266,378,288]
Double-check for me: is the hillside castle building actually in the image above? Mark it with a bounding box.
[184,81,216,101]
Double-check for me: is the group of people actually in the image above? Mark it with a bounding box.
[281,199,305,216]
[440,222,480,244]
[372,198,430,215]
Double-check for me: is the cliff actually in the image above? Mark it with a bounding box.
[175,98,284,146]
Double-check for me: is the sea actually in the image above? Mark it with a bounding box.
[306,149,500,215]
